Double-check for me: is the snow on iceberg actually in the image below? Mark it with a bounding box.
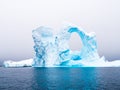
[4,59,33,67]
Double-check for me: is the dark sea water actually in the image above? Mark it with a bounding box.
[0,67,120,90]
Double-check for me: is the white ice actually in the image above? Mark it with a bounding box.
[4,59,33,67]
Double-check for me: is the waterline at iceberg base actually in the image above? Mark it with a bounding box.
[4,24,120,67]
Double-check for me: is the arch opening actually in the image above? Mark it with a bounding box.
[68,32,83,52]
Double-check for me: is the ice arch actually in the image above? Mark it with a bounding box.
[68,27,99,59]
[32,25,102,67]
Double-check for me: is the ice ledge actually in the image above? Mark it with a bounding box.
[3,58,120,67]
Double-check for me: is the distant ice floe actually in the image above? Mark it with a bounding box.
[3,24,120,67]
[4,59,33,67]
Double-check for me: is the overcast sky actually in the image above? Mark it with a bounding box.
[0,0,120,62]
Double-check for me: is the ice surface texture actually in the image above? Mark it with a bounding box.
[32,25,103,67]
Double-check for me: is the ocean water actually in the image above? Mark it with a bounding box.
[0,67,120,90]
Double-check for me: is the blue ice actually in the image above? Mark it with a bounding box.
[32,25,104,67]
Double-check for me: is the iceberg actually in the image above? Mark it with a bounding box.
[32,24,104,67]
[3,24,120,67]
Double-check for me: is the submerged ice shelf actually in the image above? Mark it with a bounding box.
[3,24,120,67]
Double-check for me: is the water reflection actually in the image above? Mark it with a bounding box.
[0,67,120,90]
[32,67,97,90]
